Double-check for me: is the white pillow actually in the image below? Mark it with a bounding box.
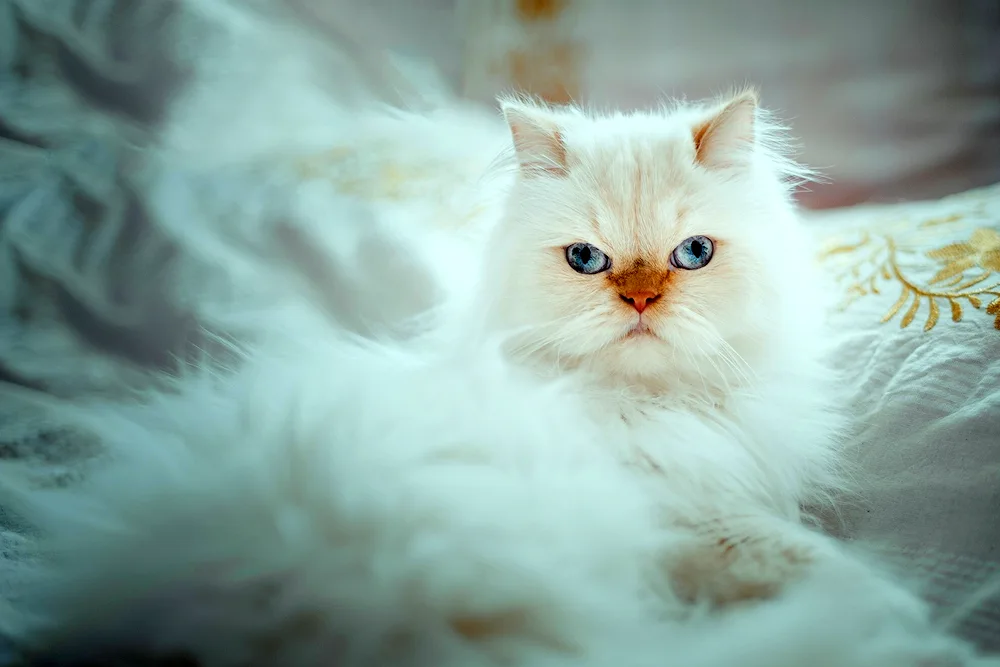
[808,183,1000,650]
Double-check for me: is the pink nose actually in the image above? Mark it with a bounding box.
[620,290,661,314]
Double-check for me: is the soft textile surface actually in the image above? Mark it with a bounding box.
[0,0,998,658]
[811,185,1000,651]
[0,0,197,397]
[0,3,193,659]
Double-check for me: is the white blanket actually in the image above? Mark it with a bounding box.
[809,187,1000,651]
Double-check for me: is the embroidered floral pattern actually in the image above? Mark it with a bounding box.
[925,228,1000,283]
[817,187,1000,331]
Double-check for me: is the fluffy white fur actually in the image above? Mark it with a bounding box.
[0,2,997,665]
[0,324,991,666]
[463,91,845,524]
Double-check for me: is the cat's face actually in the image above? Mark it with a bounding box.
[481,91,813,387]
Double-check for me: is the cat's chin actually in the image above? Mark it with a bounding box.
[593,334,675,379]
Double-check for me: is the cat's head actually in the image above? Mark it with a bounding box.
[478,90,819,391]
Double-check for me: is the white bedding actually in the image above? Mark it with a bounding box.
[809,185,1000,650]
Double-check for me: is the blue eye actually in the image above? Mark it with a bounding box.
[670,235,714,270]
[566,243,612,274]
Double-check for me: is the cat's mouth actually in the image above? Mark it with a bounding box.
[623,320,656,340]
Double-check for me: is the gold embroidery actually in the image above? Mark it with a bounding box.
[294,148,436,200]
[819,207,1000,331]
[925,227,1000,282]
[919,213,964,228]
[291,146,497,234]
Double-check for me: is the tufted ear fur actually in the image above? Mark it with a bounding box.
[692,89,758,169]
[502,102,569,177]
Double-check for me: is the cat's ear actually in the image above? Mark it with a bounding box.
[692,89,758,170]
[502,102,568,177]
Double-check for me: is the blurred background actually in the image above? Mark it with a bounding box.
[328,0,1000,209]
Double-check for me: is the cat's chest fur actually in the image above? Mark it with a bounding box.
[582,384,830,520]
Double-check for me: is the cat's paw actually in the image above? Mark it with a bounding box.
[664,515,830,607]
[669,532,817,606]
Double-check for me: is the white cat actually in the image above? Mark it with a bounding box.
[0,92,989,665]
[0,4,994,666]
[398,89,850,606]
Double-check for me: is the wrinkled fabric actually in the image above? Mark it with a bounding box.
[810,185,1000,653]
[0,0,198,400]
[0,6,203,662]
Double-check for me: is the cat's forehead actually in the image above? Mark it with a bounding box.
[570,113,697,166]
[569,128,699,255]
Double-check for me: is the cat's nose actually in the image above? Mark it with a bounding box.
[619,290,661,314]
